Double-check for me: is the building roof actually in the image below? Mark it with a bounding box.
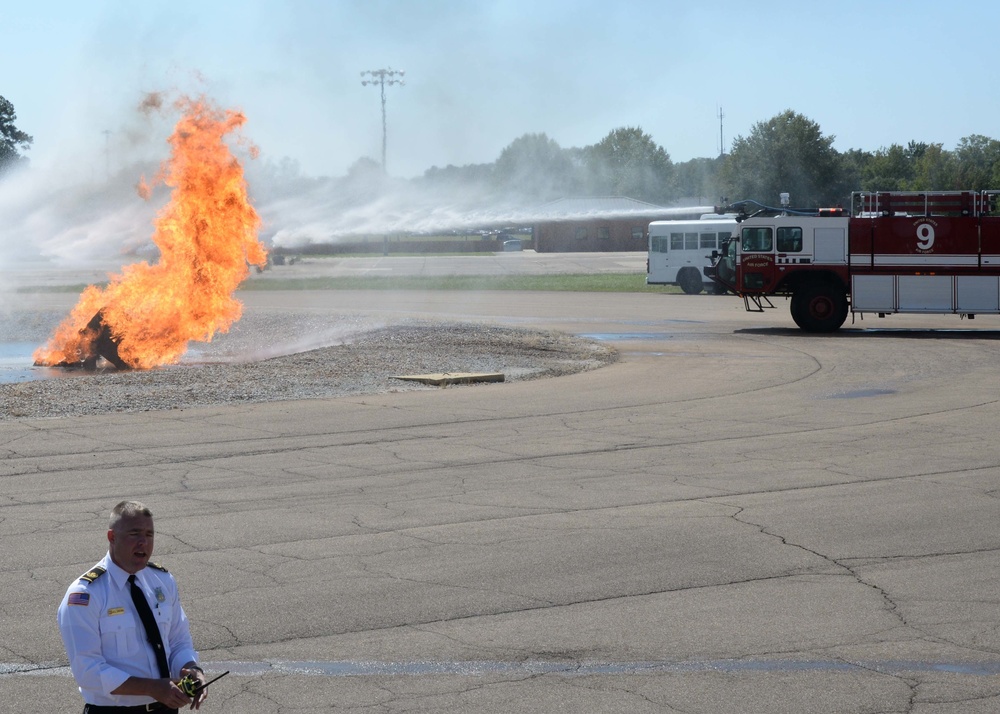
[533,196,716,221]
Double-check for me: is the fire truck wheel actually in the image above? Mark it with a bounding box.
[677,268,704,295]
[790,282,848,332]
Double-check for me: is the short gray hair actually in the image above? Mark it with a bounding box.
[109,500,153,531]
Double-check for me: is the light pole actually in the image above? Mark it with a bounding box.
[717,106,725,158]
[103,129,111,179]
[360,67,405,173]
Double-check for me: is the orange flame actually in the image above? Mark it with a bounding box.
[34,96,267,370]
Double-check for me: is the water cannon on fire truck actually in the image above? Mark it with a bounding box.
[705,189,1000,332]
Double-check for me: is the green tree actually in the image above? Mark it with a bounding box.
[422,162,494,188]
[346,156,383,181]
[721,110,840,207]
[953,134,1000,190]
[585,127,674,203]
[491,133,576,200]
[0,95,33,174]
[341,156,388,201]
[910,143,958,190]
[845,141,959,194]
[834,148,871,201]
[861,144,912,191]
[674,156,725,204]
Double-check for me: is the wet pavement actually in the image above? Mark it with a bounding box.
[3,255,1000,712]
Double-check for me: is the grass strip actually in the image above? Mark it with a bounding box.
[14,274,684,294]
[239,273,681,293]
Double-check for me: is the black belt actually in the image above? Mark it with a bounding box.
[83,704,177,713]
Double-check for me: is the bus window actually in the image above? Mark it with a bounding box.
[646,217,737,288]
[742,227,772,252]
[718,231,731,246]
[777,227,803,252]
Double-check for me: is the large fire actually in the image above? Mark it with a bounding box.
[34,95,267,370]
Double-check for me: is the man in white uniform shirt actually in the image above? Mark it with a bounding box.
[58,501,208,712]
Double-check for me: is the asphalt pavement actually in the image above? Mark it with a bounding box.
[3,253,1000,713]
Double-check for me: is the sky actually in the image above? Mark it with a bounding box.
[3,0,997,181]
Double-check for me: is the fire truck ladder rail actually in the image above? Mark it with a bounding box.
[853,190,996,217]
[742,293,775,312]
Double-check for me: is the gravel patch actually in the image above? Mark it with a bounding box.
[0,313,618,419]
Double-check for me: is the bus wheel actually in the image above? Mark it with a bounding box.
[791,282,848,332]
[677,268,704,295]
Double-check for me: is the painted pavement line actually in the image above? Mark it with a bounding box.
[5,658,1000,677]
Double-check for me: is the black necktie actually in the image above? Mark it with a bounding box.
[128,574,170,678]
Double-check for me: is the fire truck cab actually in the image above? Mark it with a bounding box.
[708,190,1000,332]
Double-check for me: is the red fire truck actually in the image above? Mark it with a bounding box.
[706,190,1000,331]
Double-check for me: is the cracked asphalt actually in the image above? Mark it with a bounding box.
[3,254,1000,712]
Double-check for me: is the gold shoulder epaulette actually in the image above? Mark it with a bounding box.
[146,561,168,572]
[79,566,106,583]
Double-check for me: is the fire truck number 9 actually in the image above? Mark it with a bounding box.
[916,223,935,251]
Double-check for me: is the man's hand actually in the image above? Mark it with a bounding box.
[179,666,208,710]
[148,677,194,709]
[112,675,193,709]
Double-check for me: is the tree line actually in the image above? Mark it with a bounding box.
[419,110,1000,209]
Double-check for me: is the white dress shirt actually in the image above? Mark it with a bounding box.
[57,552,199,707]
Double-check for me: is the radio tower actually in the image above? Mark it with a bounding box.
[718,106,725,158]
[361,67,405,173]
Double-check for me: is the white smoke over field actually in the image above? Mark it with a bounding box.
[249,163,698,249]
[0,165,162,267]
[0,157,699,279]
[239,153,512,247]
[0,147,518,273]
[0,90,698,286]
[0,154,522,280]
[256,179,536,247]
[0,93,181,278]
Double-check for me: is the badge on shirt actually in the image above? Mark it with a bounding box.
[107,607,125,616]
[68,592,90,606]
[154,587,165,603]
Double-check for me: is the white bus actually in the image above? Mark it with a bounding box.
[646,215,737,294]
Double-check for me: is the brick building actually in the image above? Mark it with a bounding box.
[531,197,715,252]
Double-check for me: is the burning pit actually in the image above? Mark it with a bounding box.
[33,94,267,371]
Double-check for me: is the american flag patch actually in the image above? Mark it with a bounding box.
[68,592,90,606]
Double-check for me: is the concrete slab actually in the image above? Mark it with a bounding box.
[4,276,1000,712]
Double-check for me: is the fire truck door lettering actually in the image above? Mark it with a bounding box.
[742,257,773,269]
[916,223,935,251]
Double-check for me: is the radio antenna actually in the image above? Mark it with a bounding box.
[718,106,725,157]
